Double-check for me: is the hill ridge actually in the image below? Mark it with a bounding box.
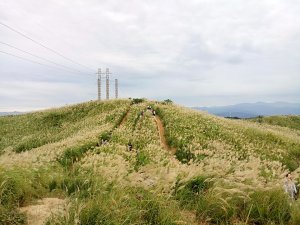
[0,99,299,225]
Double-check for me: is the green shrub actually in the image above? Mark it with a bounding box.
[248,189,291,224]
[100,131,111,142]
[0,170,42,207]
[163,99,173,105]
[140,199,176,225]
[196,193,240,224]
[79,201,115,225]
[60,176,92,197]
[175,147,195,164]
[290,202,300,225]
[48,184,182,225]
[196,188,292,225]
[48,180,57,192]
[131,98,144,105]
[41,112,67,127]
[134,150,150,171]
[58,141,97,168]
[15,138,48,153]
[175,176,212,208]
[0,206,26,225]
[135,188,179,225]
[0,167,57,225]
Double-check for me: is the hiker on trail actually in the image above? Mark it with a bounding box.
[102,139,108,145]
[152,109,156,116]
[284,173,297,200]
[128,142,133,151]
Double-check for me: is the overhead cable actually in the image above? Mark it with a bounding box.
[0,49,91,75]
[0,22,95,72]
[0,41,89,75]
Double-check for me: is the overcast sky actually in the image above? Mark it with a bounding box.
[0,0,300,111]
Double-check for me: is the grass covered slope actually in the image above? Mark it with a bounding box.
[155,103,300,171]
[248,115,300,131]
[0,100,131,154]
[0,99,300,225]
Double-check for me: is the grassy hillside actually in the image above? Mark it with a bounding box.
[0,100,130,154]
[247,115,300,131]
[155,104,300,171]
[0,99,299,225]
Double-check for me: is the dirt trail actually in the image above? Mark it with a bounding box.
[154,116,176,154]
[120,108,131,127]
[20,198,66,225]
[154,116,198,224]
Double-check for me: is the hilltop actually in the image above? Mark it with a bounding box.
[0,99,299,225]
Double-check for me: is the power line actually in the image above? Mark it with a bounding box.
[0,49,91,75]
[0,22,95,72]
[0,41,89,75]
[0,50,60,69]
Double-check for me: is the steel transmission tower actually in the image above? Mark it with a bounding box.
[105,68,111,100]
[97,68,102,101]
[115,79,118,99]
[97,68,119,100]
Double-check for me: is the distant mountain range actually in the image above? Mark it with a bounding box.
[0,111,24,116]
[194,102,300,118]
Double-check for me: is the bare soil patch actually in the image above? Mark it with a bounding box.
[20,198,66,225]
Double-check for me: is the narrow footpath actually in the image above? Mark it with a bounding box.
[154,116,176,154]
[119,107,131,127]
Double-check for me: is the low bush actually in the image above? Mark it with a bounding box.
[0,169,44,207]
[48,180,182,225]
[60,175,93,197]
[162,99,173,105]
[174,176,212,208]
[196,188,292,225]
[290,201,300,225]
[57,141,98,168]
[131,98,144,105]
[0,206,26,225]
[99,131,111,142]
[134,150,150,171]
[0,166,60,224]
[79,201,115,225]
[248,189,291,224]
[140,198,177,225]
[175,147,195,164]
[197,192,241,224]
[15,138,48,153]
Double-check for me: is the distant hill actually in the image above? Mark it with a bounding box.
[194,102,300,118]
[247,115,300,131]
[0,111,24,116]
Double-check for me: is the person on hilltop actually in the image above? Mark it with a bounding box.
[284,173,297,200]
